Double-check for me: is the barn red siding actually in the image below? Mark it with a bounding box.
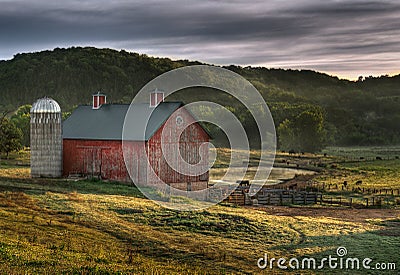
[63,107,210,189]
[63,139,142,182]
[147,107,209,186]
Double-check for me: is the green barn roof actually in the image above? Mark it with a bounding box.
[62,102,183,141]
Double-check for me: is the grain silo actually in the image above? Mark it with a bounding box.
[30,97,62,177]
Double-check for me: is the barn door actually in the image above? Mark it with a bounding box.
[85,148,102,178]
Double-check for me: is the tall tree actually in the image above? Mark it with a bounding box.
[278,109,327,153]
[11,104,31,147]
[0,118,23,157]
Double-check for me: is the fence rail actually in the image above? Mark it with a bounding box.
[288,181,400,197]
[218,185,400,208]
[320,195,400,208]
[222,187,318,206]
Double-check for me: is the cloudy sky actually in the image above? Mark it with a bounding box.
[0,0,399,80]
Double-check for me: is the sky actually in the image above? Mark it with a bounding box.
[0,0,399,80]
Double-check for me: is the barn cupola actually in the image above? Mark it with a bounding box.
[92,91,107,109]
[149,89,164,107]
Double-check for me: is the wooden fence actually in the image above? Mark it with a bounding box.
[291,181,400,197]
[219,186,400,208]
[224,189,251,206]
[222,187,318,206]
[320,195,400,208]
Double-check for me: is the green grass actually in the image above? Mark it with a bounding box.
[0,148,399,273]
[0,148,30,166]
[315,159,400,190]
[0,166,398,273]
[323,146,400,160]
[211,147,264,168]
[314,148,400,208]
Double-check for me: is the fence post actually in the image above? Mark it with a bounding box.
[365,198,369,207]
[349,198,352,208]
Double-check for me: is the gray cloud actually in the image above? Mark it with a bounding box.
[0,0,399,79]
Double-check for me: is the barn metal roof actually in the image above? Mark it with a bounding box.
[31,97,61,113]
[62,102,183,141]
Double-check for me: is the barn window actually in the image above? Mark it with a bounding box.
[176,115,183,127]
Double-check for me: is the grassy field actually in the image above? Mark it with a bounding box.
[316,159,400,189]
[310,147,400,209]
[322,146,400,160]
[0,149,399,274]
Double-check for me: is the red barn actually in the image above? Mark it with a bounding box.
[62,92,210,190]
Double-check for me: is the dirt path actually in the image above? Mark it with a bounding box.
[249,205,400,223]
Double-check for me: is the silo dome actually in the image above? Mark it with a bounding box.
[30,97,62,178]
[31,97,61,113]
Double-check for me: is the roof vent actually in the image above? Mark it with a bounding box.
[150,89,164,107]
[93,92,107,109]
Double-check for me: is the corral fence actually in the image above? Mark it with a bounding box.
[219,186,318,206]
[320,195,400,208]
[253,189,318,206]
[216,184,400,208]
[294,181,400,197]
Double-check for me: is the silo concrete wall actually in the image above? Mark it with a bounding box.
[30,112,62,177]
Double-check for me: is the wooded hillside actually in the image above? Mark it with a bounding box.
[0,47,399,149]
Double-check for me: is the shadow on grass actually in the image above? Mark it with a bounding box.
[0,176,144,198]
